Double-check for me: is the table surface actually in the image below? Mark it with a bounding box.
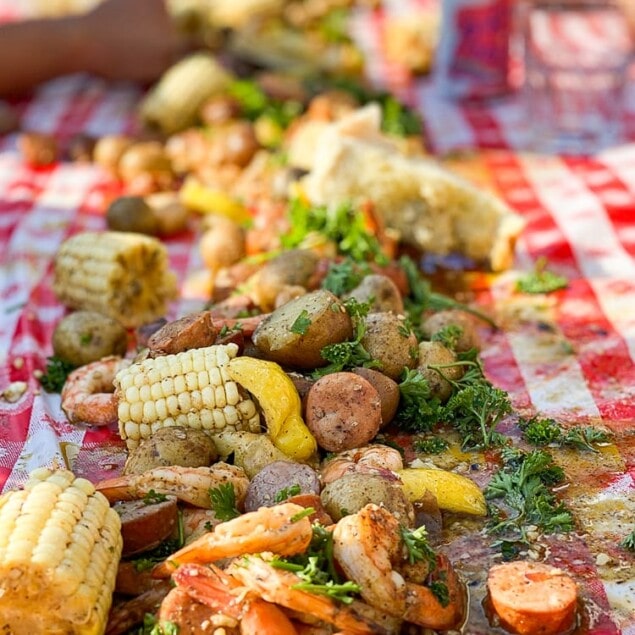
[0,2,633,634]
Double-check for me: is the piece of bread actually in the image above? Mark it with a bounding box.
[301,105,525,271]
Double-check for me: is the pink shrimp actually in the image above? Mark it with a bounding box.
[61,356,130,426]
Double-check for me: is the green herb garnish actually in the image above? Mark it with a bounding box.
[282,198,386,263]
[39,356,76,393]
[291,507,315,523]
[395,368,442,432]
[209,483,240,521]
[134,614,179,635]
[431,325,463,351]
[521,417,611,452]
[131,509,184,572]
[414,436,449,454]
[274,484,302,503]
[620,530,635,552]
[400,525,436,568]
[486,449,574,545]
[143,490,168,505]
[430,580,450,607]
[516,257,568,294]
[321,258,371,296]
[290,309,312,335]
[292,579,362,604]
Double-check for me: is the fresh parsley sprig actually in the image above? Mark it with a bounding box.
[209,483,240,521]
[395,368,442,432]
[485,449,574,545]
[322,258,372,296]
[400,525,436,568]
[521,417,611,453]
[274,484,302,503]
[620,529,635,552]
[414,436,449,454]
[314,299,379,377]
[39,356,76,393]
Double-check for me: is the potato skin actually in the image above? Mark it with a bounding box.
[305,372,382,452]
[52,310,128,366]
[421,309,481,353]
[123,426,218,475]
[251,249,319,311]
[351,367,400,427]
[321,473,414,524]
[244,461,320,512]
[106,196,159,235]
[252,290,353,369]
[346,274,404,314]
[417,341,463,402]
[360,312,418,380]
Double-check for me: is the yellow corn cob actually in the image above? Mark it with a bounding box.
[0,468,122,635]
[139,52,232,135]
[53,231,178,329]
[115,343,261,450]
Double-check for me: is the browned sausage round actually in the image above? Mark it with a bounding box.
[352,367,400,428]
[114,495,178,557]
[147,312,218,356]
[305,372,382,452]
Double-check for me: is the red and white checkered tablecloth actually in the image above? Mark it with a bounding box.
[0,2,633,634]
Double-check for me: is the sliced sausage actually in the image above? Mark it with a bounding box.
[487,561,578,635]
[245,461,320,512]
[114,496,178,557]
[352,367,400,427]
[305,372,382,452]
[147,311,218,356]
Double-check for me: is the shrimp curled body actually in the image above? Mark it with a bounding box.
[320,445,404,485]
[61,356,130,426]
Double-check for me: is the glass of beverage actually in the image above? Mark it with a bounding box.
[522,0,633,154]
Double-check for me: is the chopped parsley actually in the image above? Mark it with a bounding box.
[39,356,76,393]
[400,525,436,568]
[272,524,361,603]
[131,509,185,572]
[431,324,463,351]
[314,298,380,377]
[290,507,315,523]
[134,614,179,635]
[143,490,168,505]
[485,449,574,545]
[395,369,441,433]
[521,417,611,452]
[620,529,635,552]
[430,580,450,607]
[290,309,312,335]
[282,198,387,263]
[209,483,240,521]
[516,257,568,294]
[274,484,302,503]
[79,332,93,346]
[414,436,449,454]
[321,258,371,296]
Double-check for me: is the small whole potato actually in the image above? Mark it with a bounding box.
[199,216,246,273]
[93,134,133,174]
[346,274,404,314]
[118,141,173,189]
[145,192,190,236]
[417,340,464,402]
[361,312,418,380]
[208,121,260,168]
[52,310,128,366]
[244,460,321,512]
[252,290,353,369]
[421,309,482,353]
[321,473,414,524]
[123,426,218,475]
[305,372,382,452]
[106,196,159,235]
[250,249,319,311]
[351,367,400,427]
[199,94,242,126]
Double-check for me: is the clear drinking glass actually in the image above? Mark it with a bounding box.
[523,0,633,154]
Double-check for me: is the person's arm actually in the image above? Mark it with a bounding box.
[0,0,187,97]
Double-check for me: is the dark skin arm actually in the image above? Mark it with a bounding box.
[0,0,188,96]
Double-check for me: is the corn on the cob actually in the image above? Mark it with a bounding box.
[115,343,261,450]
[53,231,178,328]
[0,468,122,635]
[139,52,232,135]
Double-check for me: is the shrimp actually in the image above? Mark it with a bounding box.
[227,555,401,635]
[168,563,298,635]
[153,502,313,578]
[332,504,465,631]
[320,445,404,485]
[61,356,130,426]
[96,463,249,509]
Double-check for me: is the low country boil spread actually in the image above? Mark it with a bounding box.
[0,2,634,635]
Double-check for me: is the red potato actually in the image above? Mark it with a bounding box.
[305,372,382,452]
[114,496,178,558]
[487,561,578,635]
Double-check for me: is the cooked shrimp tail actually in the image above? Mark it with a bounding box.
[153,502,313,578]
